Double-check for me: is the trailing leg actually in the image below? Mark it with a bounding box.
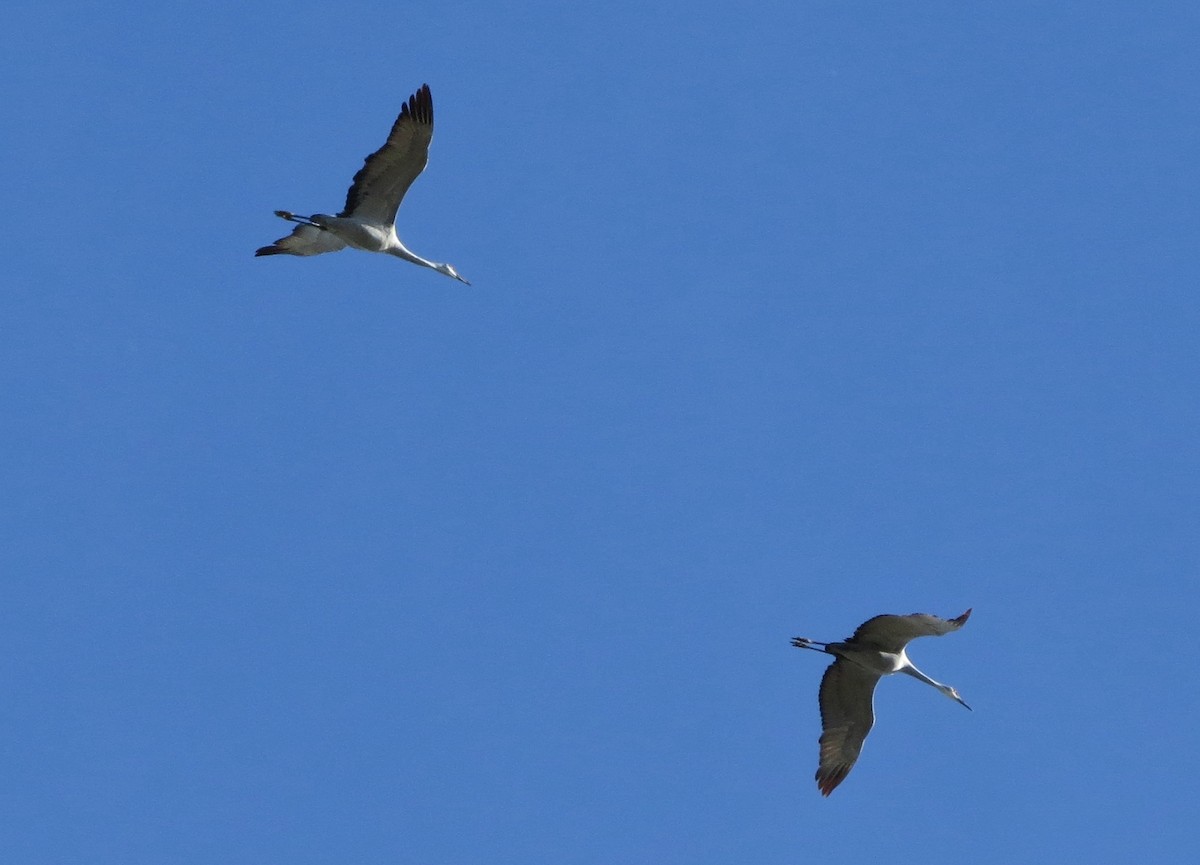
[274,210,319,226]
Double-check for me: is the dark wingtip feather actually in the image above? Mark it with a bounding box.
[387,83,432,129]
[255,246,281,256]
[816,765,849,797]
[412,82,432,125]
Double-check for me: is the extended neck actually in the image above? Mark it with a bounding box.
[900,660,944,690]
[902,662,970,710]
[386,237,438,270]
[387,238,468,283]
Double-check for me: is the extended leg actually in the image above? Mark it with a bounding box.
[791,637,830,651]
[274,210,319,225]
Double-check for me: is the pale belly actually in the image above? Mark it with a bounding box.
[312,216,391,253]
[836,648,906,675]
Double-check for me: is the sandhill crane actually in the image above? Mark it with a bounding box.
[255,83,469,284]
[792,609,972,796]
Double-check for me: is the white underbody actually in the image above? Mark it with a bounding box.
[834,646,910,676]
[313,216,406,256]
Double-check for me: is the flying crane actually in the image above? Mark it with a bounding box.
[256,84,469,284]
[792,609,972,796]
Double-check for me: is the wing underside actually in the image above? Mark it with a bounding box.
[339,84,434,226]
[848,609,972,652]
[816,658,879,796]
[254,223,347,257]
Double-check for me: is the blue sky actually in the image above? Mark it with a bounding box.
[2,1,1198,862]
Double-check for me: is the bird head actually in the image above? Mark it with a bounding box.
[437,263,471,285]
[941,685,971,711]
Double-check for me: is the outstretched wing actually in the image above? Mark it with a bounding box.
[255,223,348,257]
[339,84,434,225]
[847,609,972,653]
[815,658,881,796]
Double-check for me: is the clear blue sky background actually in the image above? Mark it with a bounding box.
[3,2,1197,862]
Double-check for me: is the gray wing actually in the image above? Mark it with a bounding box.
[339,84,434,225]
[847,609,972,653]
[816,658,881,796]
[255,223,348,257]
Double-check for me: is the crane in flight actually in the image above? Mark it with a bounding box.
[792,609,972,796]
[255,83,470,284]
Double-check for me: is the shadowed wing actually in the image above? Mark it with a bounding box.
[847,609,972,653]
[339,84,434,226]
[254,223,348,257]
[815,658,881,796]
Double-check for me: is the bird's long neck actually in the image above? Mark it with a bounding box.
[902,661,970,709]
[899,656,947,691]
[386,237,438,270]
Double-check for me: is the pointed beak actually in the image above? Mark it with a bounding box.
[956,696,972,711]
